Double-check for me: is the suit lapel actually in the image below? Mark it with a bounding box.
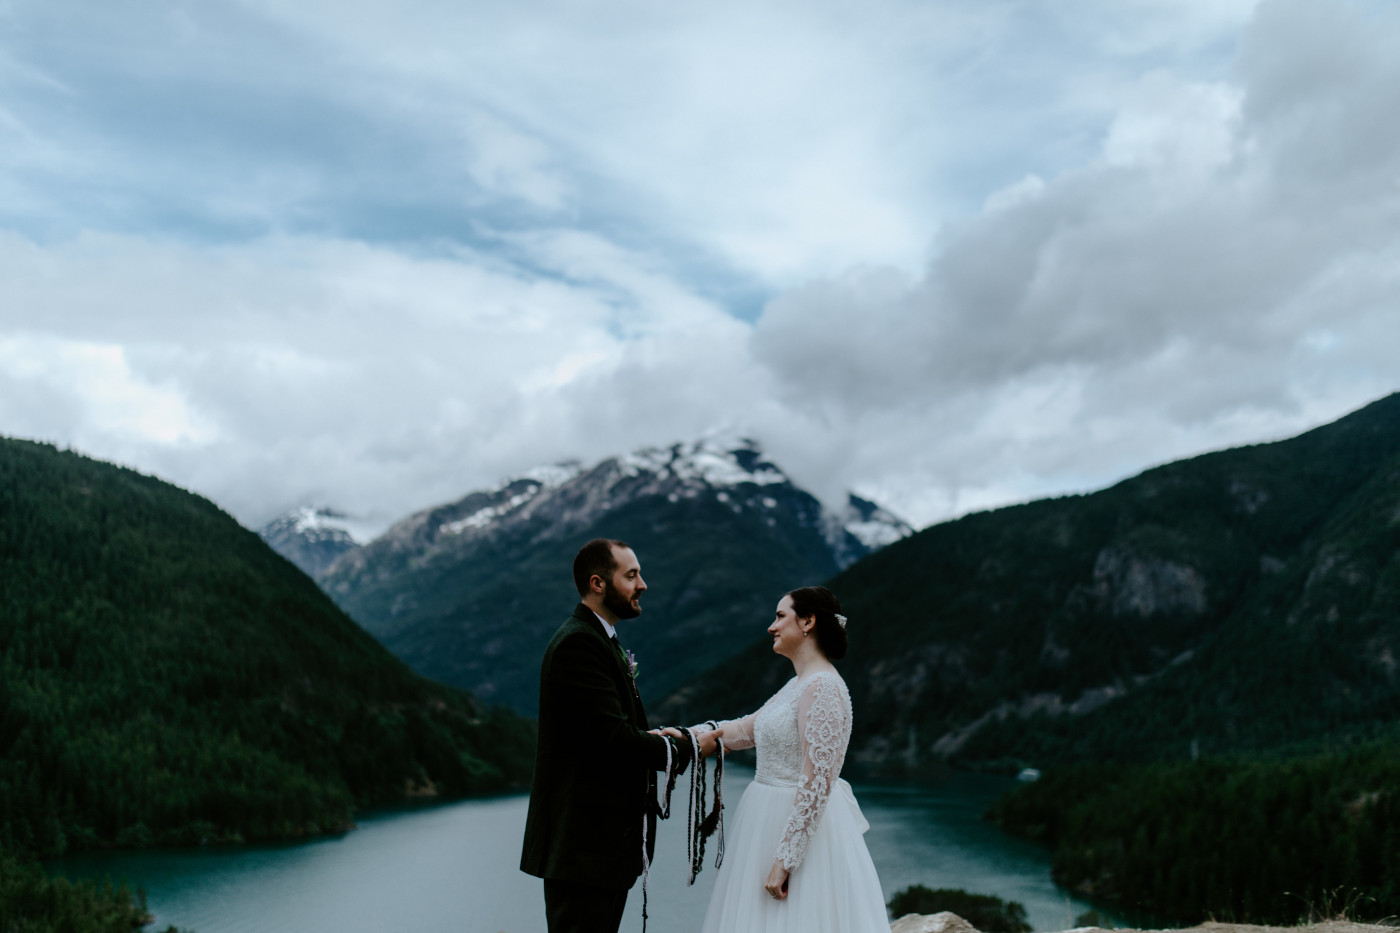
[573,604,644,725]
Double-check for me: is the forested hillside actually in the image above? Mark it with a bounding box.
[659,392,1400,927]
[0,438,535,928]
[988,739,1400,923]
[663,392,1400,770]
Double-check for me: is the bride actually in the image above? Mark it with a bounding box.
[680,586,889,932]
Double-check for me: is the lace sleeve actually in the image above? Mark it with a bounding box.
[774,673,850,870]
[692,712,757,751]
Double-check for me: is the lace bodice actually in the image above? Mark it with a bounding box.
[701,670,852,870]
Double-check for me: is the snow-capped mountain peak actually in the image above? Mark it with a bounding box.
[288,506,348,536]
[617,437,787,488]
[829,494,914,560]
[258,506,364,578]
[312,436,916,715]
[437,460,586,537]
[268,436,913,588]
[416,437,909,568]
[439,486,543,535]
[519,461,584,489]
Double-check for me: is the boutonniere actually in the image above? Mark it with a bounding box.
[625,649,639,681]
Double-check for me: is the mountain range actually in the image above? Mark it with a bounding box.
[8,396,1392,930]
[261,436,911,714]
[660,393,1400,772]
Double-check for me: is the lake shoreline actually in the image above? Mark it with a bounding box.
[50,768,1111,933]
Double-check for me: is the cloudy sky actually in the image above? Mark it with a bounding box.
[2,0,1398,536]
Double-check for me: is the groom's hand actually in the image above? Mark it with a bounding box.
[654,727,693,773]
[655,726,717,759]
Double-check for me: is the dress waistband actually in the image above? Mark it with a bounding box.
[754,773,798,788]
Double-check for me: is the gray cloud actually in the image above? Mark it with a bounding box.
[0,228,765,530]
[1,0,1396,536]
[747,0,1400,519]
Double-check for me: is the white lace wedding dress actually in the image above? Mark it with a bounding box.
[696,670,889,932]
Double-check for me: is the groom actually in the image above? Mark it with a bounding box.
[521,538,717,933]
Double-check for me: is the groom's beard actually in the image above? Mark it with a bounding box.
[603,580,642,620]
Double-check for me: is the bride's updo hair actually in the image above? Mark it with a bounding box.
[787,585,848,661]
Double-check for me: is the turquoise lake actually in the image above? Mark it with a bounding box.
[53,768,1118,933]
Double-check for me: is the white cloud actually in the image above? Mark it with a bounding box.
[984,175,1046,214]
[0,228,762,528]
[0,335,215,447]
[1101,72,1242,173]
[1,0,1397,538]
[459,111,568,212]
[747,0,1400,524]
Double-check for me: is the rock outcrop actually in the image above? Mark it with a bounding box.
[891,912,983,933]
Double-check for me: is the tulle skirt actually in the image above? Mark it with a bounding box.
[699,776,890,933]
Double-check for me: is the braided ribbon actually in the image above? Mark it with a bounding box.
[641,734,684,933]
[683,724,725,884]
[639,735,672,933]
[698,721,725,877]
[639,724,727,931]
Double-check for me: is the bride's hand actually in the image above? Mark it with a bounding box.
[764,861,789,900]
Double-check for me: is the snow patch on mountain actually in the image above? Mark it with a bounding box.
[436,460,587,536]
[440,488,541,535]
[823,494,914,566]
[274,506,377,544]
[521,461,584,489]
[292,436,911,583]
[258,506,369,578]
[289,506,336,533]
[419,437,907,565]
[843,492,914,549]
[847,518,910,550]
[619,437,787,488]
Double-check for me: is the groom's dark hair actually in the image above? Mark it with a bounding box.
[573,538,631,597]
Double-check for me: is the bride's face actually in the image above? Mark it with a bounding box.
[768,595,811,658]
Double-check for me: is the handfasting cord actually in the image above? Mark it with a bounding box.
[682,724,726,884]
[657,732,680,819]
[641,733,683,933]
[638,723,728,932]
[700,721,725,870]
[683,727,699,883]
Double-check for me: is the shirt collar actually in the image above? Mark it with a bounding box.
[590,609,617,640]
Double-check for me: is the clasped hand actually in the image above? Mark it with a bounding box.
[649,725,719,758]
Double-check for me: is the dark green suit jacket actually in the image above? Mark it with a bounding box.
[520,603,690,888]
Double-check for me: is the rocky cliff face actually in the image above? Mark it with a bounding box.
[1087,544,1209,619]
[265,436,911,714]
